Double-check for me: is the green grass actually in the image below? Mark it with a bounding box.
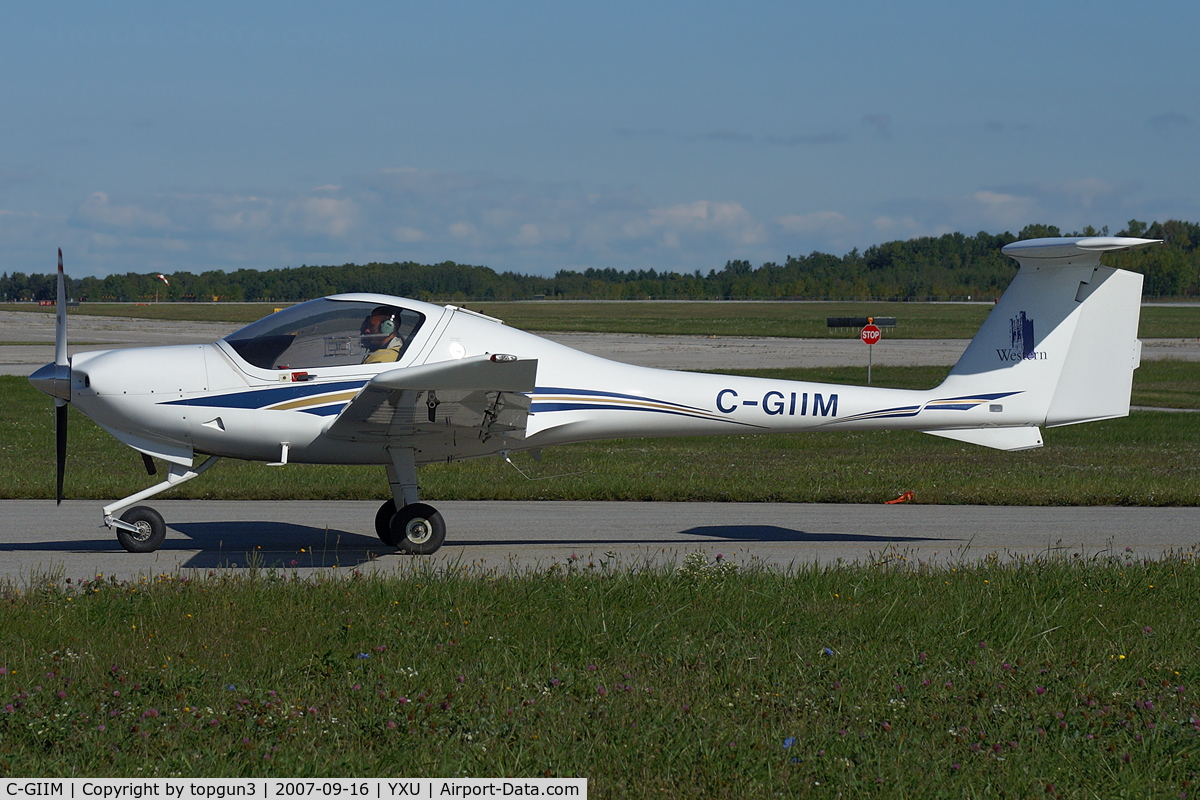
[5,361,1200,505]
[0,555,1196,793]
[4,301,1198,339]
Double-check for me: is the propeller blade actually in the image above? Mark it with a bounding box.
[54,250,70,504]
[55,400,67,505]
[55,249,67,367]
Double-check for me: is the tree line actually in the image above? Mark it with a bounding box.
[3,220,1198,304]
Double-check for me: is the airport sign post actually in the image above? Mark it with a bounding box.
[861,319,881,383]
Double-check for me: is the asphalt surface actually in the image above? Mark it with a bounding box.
[5,500,1198,582]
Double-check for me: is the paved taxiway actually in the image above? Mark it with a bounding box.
[3,500,1198,582]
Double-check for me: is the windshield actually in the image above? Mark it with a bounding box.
[223,298,426,370]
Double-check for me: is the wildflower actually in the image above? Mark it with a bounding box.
[823,647,834,656]
[355,653,370,660]
[783,737,795,748]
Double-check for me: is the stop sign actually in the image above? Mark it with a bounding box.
[861,324,881,345]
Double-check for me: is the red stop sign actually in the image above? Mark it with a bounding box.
[861,324,881,345]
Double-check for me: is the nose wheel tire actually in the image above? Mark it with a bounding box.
[375,499,399,546]
[116,506,167,553]
[389,502,446,555]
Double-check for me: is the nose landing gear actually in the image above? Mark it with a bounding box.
[103,456,221,553]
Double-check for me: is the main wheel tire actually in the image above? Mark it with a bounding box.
[116,506,167,553]
[389,503,446,555]
[375,499,398,546]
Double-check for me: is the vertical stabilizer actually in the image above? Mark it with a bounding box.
[928,237,1155,445]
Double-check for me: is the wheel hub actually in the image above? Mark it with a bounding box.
[405,518,433,545]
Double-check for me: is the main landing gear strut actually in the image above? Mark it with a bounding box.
[375,447,446,554]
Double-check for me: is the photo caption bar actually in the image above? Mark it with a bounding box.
[3,780,586,800]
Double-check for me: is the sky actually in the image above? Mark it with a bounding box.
[2,1,1197,279]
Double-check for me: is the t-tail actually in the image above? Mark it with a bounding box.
[925,236,1157,451]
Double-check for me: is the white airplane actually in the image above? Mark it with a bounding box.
[30,237,1157,554]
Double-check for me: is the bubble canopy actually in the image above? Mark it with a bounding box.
[222,298,426,370]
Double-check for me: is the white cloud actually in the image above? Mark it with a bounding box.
[289,197,357,237]
[76,192,172,232]
[448,221,478,240]
[513,223,541,246]
[872,216,920,233]
[777,211,851,234]
[393,226,426,243]
[642,201,766,247]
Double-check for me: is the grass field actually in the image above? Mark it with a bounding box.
[3,300,1198,339]
[4,359,1200,506]
[0,555,1196,793]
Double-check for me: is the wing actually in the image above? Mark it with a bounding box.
[322,355,538,459]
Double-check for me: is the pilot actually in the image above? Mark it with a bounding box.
[360,307,405,363]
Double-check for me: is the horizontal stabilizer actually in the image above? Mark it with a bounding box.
[923,426,1043,451]
[1001,236,1160,267]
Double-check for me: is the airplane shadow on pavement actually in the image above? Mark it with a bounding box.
[443,524,958,547]
[167,522,384,569]
[680,524,957,544]
[0,522,389,570]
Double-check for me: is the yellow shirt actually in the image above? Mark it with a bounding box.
[364,348,400,364]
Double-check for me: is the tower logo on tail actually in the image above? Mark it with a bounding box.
[997,311,1045,361]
